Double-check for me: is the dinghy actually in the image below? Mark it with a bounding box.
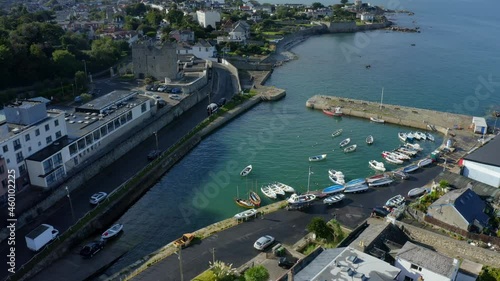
[234,209,258,220]
[240,165,253,176]
[369,160,386,172]
[102,224,123,240]
[323,194,345,205]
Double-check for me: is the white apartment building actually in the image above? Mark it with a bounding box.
[0,101,67,190]
[196,10,221,28]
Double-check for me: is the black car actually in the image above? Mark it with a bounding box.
[145,84,154,91]
[217,98,227,107]
[278,257,295,269]
[372,206,391,217]
[80,240,105,258]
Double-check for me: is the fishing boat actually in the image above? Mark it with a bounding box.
[240,165,253,176]
[403,164,419,173]
[274,182,295,193]
[408,187,430,197]
[323,107,343,117]
[235,198,255,208]
[344,178,366,188]
[398,132,407,142]
[369,160,386,172]
[368,177,394,187]
[261,184,277,199]
[339,138,351,147]
[331,129,343,137]
[344,144,357,153]
[392,170,410,180]
[385,194,405,207]
[328,170,345,185]
[366,173,388,183]
[323,194,345,205]
[393,151,411,160]
[322,184,345,194]
[309,154,327,162]
[234,208,258,220]
[249,191,261,207]
[406,132,415,142]
[426,133,435,142]
[370,117,385,123]
[404,143,422,151]
[328,169,344,178]
[287,193,316,204]
[382,151,406,161]
[366,135,374,145]
[415,132,427,140]
[344,183,369,193]
[101,223,123,240]
[384,155,404,165]
[418,157,433,167]
[397,147,418,156]
[412,132,421,140]
[271,183,285,196]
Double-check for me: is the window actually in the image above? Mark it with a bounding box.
[55,131,62,139]
[0,165,4,174]
[13,139,21,150]
[107,122,114,132]
[25,134,30,141]
[127,111,132,121]
[410,264,422,271]
[100,126,108,137]
[16,152,24,164]
[93,130,101,141]
[114,119,121,128]
[85,134,93,145]
[77,138,86,150]
[2,145,7,153]
[54,119,59,127]
[404,276,414,281]
[43,158,54,174]
[35,129,40,136]
[46,136,53,145]
[45,124,50,131]
[53,153,62,166]
[38,141,41,147]
[19,164,26,174]
[69,143,78,156]
[120,115,127,124]
[141,103,147,113]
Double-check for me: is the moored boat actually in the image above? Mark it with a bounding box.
[331,129,343,137]
[240,165,253,176]
[370,117,385,123]
[368,177,394,187]
[323,107,343,116]
[249,191,261,207]
[404,142,422,151]
[392,170,410,180]
[287,193,316,204]
[322,184,345,194]
[397,147,418,156]
[391,151,411,160]
[408,187,430,197]
[101,223,123,240]
[366,173,388,183]
[344,144,357,153]
[398,132,407,142]
[235,198,255,209]
[426,133,435,142]
[385,194,405,207]
[415,132,427,140]
[418,157,433,167]
[344,183,369,193]
[309,154,327,162]
[274,182,295,193]
[366,135,374,145]
[406,132,415,142]
[403,164,419,173]
[340,138,351,147]
[384,155,404,165]
[369,160,386,172]
[270,184,285,196]
[234,208,258,220]
[344,178,366,188]
[323,194,345,205]
[261,185,277,199]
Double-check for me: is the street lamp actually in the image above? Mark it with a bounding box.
[175,247,184,281]
[82,59,88,82]
[65,186,75,221]
[153,131,159,152]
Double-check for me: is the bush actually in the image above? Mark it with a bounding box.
[307,217,333,241]
[244,265,269,281]
[478,266,500,281]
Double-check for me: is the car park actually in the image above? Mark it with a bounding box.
[80,240,106,258]
[145,84,154,91]
[253,235,275,251]
[89,192,108,205]
[372,206,391,217]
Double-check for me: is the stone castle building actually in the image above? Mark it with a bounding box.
[132,42,178,80]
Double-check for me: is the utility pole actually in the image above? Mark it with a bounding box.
[153,131,159,151]
[176,247,184,281]
[65,186,75,221]
[211,248,216,263]
[82,59,88,82]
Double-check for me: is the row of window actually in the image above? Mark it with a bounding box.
[2,119,61,154]
[42,153,63,175]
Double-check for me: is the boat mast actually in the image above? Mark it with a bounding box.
[307,166,312,192]
[380,87,384,109]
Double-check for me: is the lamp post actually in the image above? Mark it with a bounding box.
[82,59,88,82]
[153,131,159,152]
[175,247,184,281]
[65,186,75,221]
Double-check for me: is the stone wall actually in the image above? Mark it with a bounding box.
[226,60,273,71]
[221,59,242,93]
[132,42,178,80]
[396,221,500,267]
[326,21,390,33]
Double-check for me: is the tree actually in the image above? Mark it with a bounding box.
[478,266,500,281]
[244,265,269,281]
[52,49,78,76]
[167,9,184,27]
[209,261,237,281]
[340,0,348,4]
[307,217,333,240]
[312,2,325,9]
[75,70,87,90]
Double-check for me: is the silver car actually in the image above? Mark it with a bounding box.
[89,192,108,205]
[253,235,275,251]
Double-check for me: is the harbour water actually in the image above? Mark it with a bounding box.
[103,0,500,275]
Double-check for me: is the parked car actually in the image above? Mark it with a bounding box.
[157,85,167,92]
[147,150,161,160]
[171,87,182,94]
[157,100,167,108]
[372,206,391,217]
[145,84,154,91]
[253,235,275,251]
[278,257,295,269]
[170,94,181,101]
[80,240,106,258]
[89,192,108,205]
[217,98,227,107]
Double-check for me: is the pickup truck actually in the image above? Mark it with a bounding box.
[173,233,194,248]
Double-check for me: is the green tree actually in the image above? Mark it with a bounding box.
[75,70,87,90]
[209,261,237,281]
[312,2,325,9]
[124,16,141,30]
[307,217,333,240]
[52,49,78,76]
[244,265,269,281]
[478,266,500,281]
[340,0,348,4]
[89,37,121,68]
[167,9,184,27]
[146,10,164,27]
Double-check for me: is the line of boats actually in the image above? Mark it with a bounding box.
[399,131,435,142]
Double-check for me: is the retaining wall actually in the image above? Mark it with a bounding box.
[221,59,242,93]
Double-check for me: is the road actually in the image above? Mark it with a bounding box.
[132,165,443,281]
[0,66,234,281]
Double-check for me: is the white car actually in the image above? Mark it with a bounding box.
[89,192,108,205]
[170,94,181,101]
[253,235,275,251]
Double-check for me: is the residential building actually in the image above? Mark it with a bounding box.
[395,241,460,281]
[461,135,500,187]
[99,30,139,46]
[196,10,221,28]
[293,247,401,281]
[132,41,179,80]
[217,20,251,44]
[427,188,490,232]
[304,7,333,18]
[191,39,217,60]
[0,156,8,202]
[472,116,487,134]
[361,13,374,21]
[0,101,67,190]
[169,30,195,43]
[26,91,153,188]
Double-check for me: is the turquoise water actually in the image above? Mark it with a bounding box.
[106,0,500,273]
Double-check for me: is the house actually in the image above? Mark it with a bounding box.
[293,247,401,281]
[461,134,500,187]
[191,39,217,60]
[170,30,195,43]
[361,13,374,21]
[395,241,460,281]
[304,7,333,19]
[472,116,487,134]
[196,10,221,28]
[427,188,490,232]
[217,21,251,44]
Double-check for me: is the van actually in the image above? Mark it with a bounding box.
[207,103,218,115]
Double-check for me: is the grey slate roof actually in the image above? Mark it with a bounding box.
[430,188,489,227]
[397,241,457,278]
[464,135,500,167]
[294,248,345,281]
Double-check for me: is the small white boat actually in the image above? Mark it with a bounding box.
[384,155,404,165]
[101,223,123,240]
[344,144,357,153]
[398,132,407,142]
[366,173,388,183]
[328,169,345,185]
[382,151,407,161]
[328,169,344,178]
[344,183,369,193]
[404,142,422,151]
[271,183,285,196]
[339,138,351,147]
[426,133,435,142]
[324,107,343,116]
[323,194,345,205]
[309,154,327,162]
[369,160,386,172]
[261,185,276,199]
[392,151,411,160]
[234,208,258,220]
[418,157,433,167]
[412,132,421,140]
[287,193,316,204]
[408,187,429,197]
[397,147,418,156]
[392,170,409,180]
[240,165,253,176]
[366,135,374,145]
[415,132,427,140]
[368,177,394,187]
[403,164,419,173]
[370,117,385,123]
[331,129,343,138]
[406,132,415,141]
[274,182,295,193]
[386,194,405,207]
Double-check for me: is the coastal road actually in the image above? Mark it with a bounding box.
[132,165,443,281]
[0,66,234,281]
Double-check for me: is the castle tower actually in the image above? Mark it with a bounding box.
[132,41,178,80]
